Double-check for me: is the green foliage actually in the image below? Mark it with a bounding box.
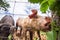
[40,0,48,13]
[28,0,39,3]
[46,31,54,40]
[50,0,60,16]
[0,0,9,11]
[50,0,60,11]
[39,0,44,4]
[57,11,60,16]
[8,34,12,40]
[51,21,60,31]
[48,0,55,6]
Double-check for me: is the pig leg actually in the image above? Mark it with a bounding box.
[21,28,27,40]
[26,31,30,40]
[30,30,34,40]
[37,31,41,40]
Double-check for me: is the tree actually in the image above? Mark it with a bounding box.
[0,0,9,11]
[28,0,60,40]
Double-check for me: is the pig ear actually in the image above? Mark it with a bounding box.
[45,17,51,22]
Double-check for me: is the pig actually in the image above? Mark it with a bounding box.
[15,9,51,40]
[0,15,15,40]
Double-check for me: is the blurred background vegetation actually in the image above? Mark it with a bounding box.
[0,0,9,11]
